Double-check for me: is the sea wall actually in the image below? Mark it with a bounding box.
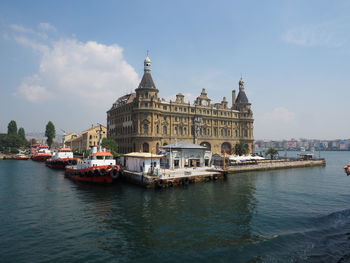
[227,159,326,173]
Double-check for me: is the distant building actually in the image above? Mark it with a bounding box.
[107,56,254,154]
[71,136,83,152]
[64,132,79,148]
[71,125,107,152]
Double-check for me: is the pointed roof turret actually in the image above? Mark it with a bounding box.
[235,77,249,104]
[137,55,157,90]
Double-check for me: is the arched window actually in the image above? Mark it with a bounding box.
[143,124,149,135]
[143,143,149,152]
[156,125,159,134]
[163,125,167,135]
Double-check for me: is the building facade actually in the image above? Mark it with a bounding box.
[107,56,254,154]
[63,132,79,148]
[71,125,107,152]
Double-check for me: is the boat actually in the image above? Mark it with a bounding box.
[30,143,41,154]
[65,146,121,184]
[343,165,350,176]
[46,147,77,169]
[3,153,30,160]
[31,145,52,161]
[13,153,30,160]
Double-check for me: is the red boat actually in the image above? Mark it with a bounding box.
[14,153,30,160]
[65,146,120,184]
[46,147,77,169]
[31,145,52,161]
[344,165,350,176]
[3,153,30,160]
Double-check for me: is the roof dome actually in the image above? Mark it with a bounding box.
[144,56,151,63]
[239,77,245,86]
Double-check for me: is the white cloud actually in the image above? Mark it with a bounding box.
[11,24,139,110]
[282,22,347,47]
[262,107,296,123]
[38,22,56,31]
[254,107,298,139]
[17,83,53,102]
[10,24,48,39]
[14,36,49,53]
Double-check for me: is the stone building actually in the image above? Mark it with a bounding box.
[107,56,254,154]
[71,125,107,152]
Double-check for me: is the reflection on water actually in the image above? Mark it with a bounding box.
[1,151,350,262]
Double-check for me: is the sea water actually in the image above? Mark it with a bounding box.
[1,151,350,262]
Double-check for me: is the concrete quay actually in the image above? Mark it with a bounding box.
[226,159,326,174]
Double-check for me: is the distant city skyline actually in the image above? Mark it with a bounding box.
[1,0,350,140]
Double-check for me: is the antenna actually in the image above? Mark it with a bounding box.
[146,50,149,57]
[97,123,103,151]
[60,129,67,146]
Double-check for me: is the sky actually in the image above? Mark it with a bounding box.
[0,0,349,140]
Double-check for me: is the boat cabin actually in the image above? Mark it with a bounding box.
[52,147,74,159]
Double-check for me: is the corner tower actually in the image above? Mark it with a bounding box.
[135,55,159,99]
[235,77,251,111]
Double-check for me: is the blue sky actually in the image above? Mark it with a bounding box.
[0,0,349,139]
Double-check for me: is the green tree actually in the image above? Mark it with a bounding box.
[7,120,17,135]
[102,138,118,156]
[45,121,56,147]
[18,127,26,140]
[234,142,249,156]
[266,147,278,159]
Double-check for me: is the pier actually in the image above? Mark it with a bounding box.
[226,158,326,173]
[121,158,326,188]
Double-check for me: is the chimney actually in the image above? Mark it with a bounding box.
[232,89,236,108]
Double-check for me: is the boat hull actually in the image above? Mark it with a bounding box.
[3,157,29,160]
[65,166,120,184]
[32,155,52,162]
[46,158,77,169]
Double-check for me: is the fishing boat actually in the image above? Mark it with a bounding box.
[65,146,121,184]
[31,145,52,161]
[46,147,77,169]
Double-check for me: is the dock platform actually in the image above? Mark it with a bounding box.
[121,158,326,189]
